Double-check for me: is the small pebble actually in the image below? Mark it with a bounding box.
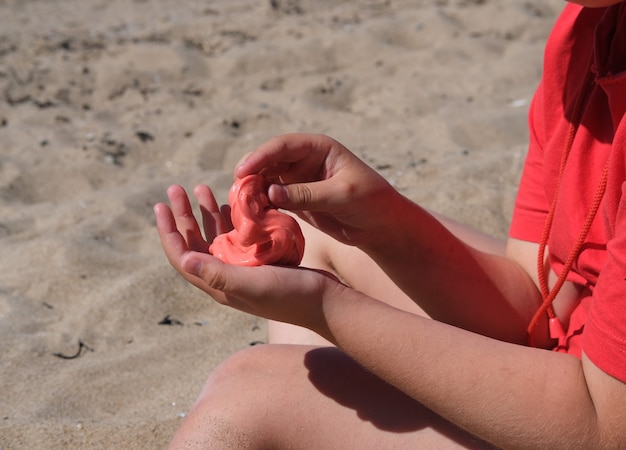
[509,99,527,108]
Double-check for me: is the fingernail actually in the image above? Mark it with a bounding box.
[269,184,288,204]
[234,152,252,174]
[183,256,202,276]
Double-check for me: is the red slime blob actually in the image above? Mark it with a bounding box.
[209,174,305,266]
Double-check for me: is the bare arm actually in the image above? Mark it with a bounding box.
[362,192,547,345]
[319,286,626,449]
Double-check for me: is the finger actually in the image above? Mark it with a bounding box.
[181,252,294,306]
[178,251,269,314]
[267,179,348,212]
[181,252,333,330]
[154,202,225,294]
[194,184,230,242]
[220,204,233,231]
[167,184,208,253]
[233,151,253,179]
[234,133,330,179]
[154,202,192,270]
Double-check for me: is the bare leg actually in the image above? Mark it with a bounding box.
[269,219,426,345]
[169,344,495,449]
[269,217,504,345]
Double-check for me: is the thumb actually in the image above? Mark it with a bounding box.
[181,252,229,292]
[268,182,333,211]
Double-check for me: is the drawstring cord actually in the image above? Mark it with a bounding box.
[526,62,609,347]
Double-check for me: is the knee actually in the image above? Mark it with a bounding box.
[296,219,329,262]
[169,345,290,449]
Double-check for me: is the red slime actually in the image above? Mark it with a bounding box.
[209,174,305,266]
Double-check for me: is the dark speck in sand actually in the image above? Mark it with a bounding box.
[159,314,183,326]
[136,131,154,142]
[53,340,94,360]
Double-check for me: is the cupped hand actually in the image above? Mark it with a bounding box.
[235,133,400,247]
[154,184,340,334]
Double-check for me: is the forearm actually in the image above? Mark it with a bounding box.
[361,193,542,344]
[319,289,600,449]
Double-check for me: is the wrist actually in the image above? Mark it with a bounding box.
[360,192,427,254]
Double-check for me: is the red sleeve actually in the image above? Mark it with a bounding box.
[580,7,626,384]
[508,80,550,243]
[584,182,626,383]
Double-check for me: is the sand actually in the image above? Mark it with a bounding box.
[0,0,563,448]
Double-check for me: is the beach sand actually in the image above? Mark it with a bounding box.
[1,0,563,448]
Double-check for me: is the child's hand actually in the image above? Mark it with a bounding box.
[235,133,401,248]
[154,184,340,335]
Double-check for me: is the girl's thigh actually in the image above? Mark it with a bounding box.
[301,218,430,313]
[173,344,494,449]
[269,219,427,345]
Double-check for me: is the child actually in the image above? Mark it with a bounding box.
[154,1,626,447]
